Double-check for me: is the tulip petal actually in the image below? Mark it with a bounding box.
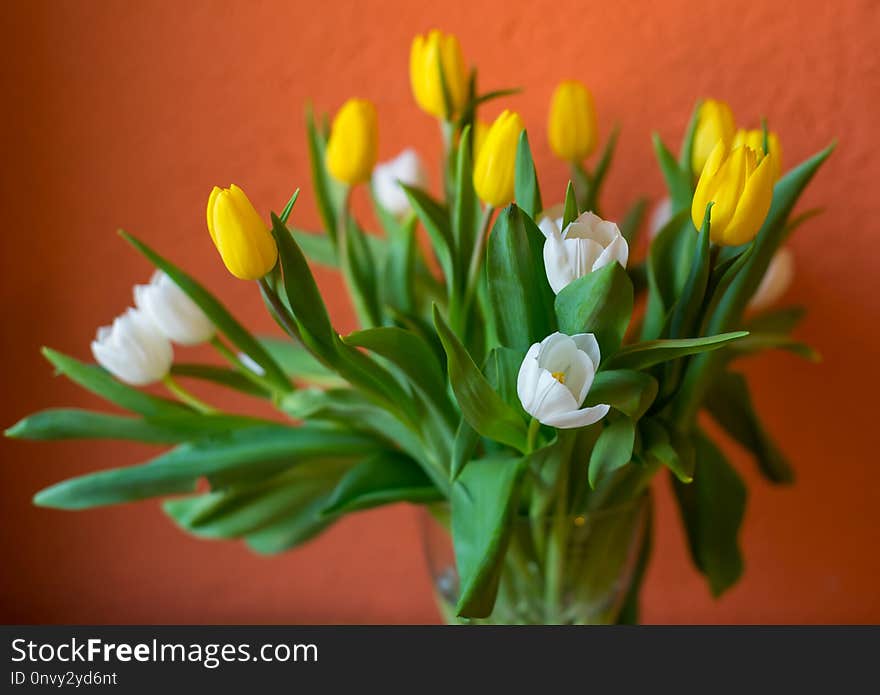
[571,333,601,372]
[722,151,775,246]
[541,403,610,429]
[564,349,596,407]
[592,233,629,271]
[516,345,542,413]
[531,372,580,422]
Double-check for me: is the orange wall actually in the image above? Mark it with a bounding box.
[1,0,878,623]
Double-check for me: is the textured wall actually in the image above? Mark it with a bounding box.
[1,0,878,623]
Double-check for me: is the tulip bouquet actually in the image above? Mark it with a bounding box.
[8,30,832,624]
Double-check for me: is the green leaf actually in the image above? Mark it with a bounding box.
[671,430,747,597]
[452,455,528,618]
[554,262,634,357]
[288,227,338,267]
[450,417,480,481]
[641,209,692,340]
[433,306,528,452]
[588,416,635,488]
[562,180,579,229]
[164,457,352,543]
[322,451,442,515]
[452,126,482,293]
[653,132,692,211]
[641,418,693,483]
[744,306,806,335]
[514,130,542,218]
[704,370,794,484]
[620,197,648,246]
[378,213,418,314]
[170,364,270,398]
[305,105,341,245]
[40,348,191,418]
[402,184,454,285]
[677,99,702,174]
[667,203,712,339]
[119,231,290,391]
[585,126,619,212]
[725,333,820,362]
[258,337,344,387]
[487,204,557,350]
[342,216,383,326]
[33,424,376,510]
[604,332,748,371]
[585,370,658,420]
[6,409,270,443]
[278,188,300,224]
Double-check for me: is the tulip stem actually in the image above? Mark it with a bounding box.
[162,375,217,414]
[460,204,494,326]
[526,417,541,454]
[257,278,303,344]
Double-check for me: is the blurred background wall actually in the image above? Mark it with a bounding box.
[1,0,878,623]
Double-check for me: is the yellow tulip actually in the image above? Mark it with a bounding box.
[325,98,378,186]
[547,80,598,162]
[472,110,525,208]
[691,98,736,178]
[732,128,783,181]
[691,141,775,246]
[206,185,277,280]
[409,30,468,120]
[472,119,489,161]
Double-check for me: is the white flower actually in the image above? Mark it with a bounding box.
[649,197,672,239]
[371,148,428,216]
[91,307,173,385]
[538,209,629,294]
[748,247,794,312]
[517,332,610,429]
[134,271,214,346]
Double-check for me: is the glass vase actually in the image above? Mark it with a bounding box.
[420,493,650,625]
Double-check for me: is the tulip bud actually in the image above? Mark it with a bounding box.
[371,148,428,217]
[748,247,794,312]
[517,332,610,429]
[91,308,173,386]
[409,30,468,120]
[732,128,783,182]
[539,209,629,294]
[547,80,598,163]
[134,271,215,346]
[472,110,525,208]
[691,98,736,178]
[206,184,277,280]
[691,141,775,246]
[325,98,379,186]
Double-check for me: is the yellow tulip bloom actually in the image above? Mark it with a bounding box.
[692,141,775,246]
[325,98,378,186]
[732,128,783,181]
[691,98,736,178]
[472,110,525,208]
[547,80,598,162]
[472,119,489,161]
[206,185,277,280]
[409,30,468,120]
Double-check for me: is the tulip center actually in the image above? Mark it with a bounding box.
[551,371,566,384]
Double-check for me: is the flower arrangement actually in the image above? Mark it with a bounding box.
[7,29,832,624]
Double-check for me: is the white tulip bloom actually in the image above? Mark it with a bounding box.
[748,247,794,312]
[134,271,215,346]
[517,332,610,429]
[91,307,173,386]
[649,197,672,239]
[371,148,428,217]
[538,210,629,294]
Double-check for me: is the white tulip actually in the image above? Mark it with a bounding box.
[517,332,610,429]
[371,148,428,216]
[748,247,794,312]
[134,271,215,346]
[91,307,173,386]
[538,210,629,294]
[649,197,672,239]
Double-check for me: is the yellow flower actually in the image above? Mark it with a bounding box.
[206,185,277,280]
[691,141,775,246]
[472,119,489,161]
[547,80,598,162]
[691,98,736,178]
[409,30,468,120]
[472,110,525,208]
[325,98,378,186]
[732,128,783,181]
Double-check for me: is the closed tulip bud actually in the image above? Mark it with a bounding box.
[409,30,468,120]
[134,271,215,346]
[207,184,277,280]
[732,128,783,182]
[692,141,775,246]
[91,308,173,386]
[371,148,428,217]
[325,98,378,186]
[517,332,610,429]
[472,110,525,208]
[547,80,598,163]
[691,98,736,178]
[539,209,629,294]
[748,247,794,312]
